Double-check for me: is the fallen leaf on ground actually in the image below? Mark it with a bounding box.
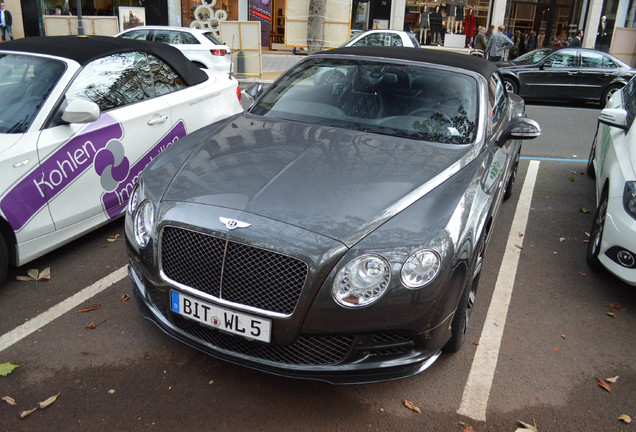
[569,177,575,182]
[554,348,559,352]
[618,414,632,423]
[0,362,20,376]
[606,376,619,383]
[19,407,38,419]
[579,206,591,214]
[108,389,116,394]
[607,312,616,319]
[463,426,474,432]
[17,268,51,282]
[107,234,120,243]
[85,323,96,330]
[596,377,611,392]
[579,272,587,277]
[121,294,130,302]
[38,393,60,409]
[517,419,537,431]
[515,244,523,250]
[519,232,524,238]
[559,237,566,242]
[77,304,101,313]
[605,303,622,310]
[2,396,16,405]
[403,399,421,414]
[560,334,566,339]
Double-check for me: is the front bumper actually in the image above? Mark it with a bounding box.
[128,257,448,384]
[598,196,636,286]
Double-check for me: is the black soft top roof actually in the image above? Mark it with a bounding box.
[0,35,208,86]
[321,46,498,81]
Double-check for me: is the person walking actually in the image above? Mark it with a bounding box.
[0,2,13,41]
[568,29,583,47]
[485,25,513,62]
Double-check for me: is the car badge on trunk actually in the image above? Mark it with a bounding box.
[219,217,251,230]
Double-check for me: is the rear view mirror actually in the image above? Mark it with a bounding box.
[61,99,100,124]
[503,117,541,141]
[598,108,628,130]
[243,83,263,102]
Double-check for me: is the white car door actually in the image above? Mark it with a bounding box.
[37,51,186,231]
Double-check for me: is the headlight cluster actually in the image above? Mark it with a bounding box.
[331,249,441,308]
[129,183,156,248]
[623,182,636,220]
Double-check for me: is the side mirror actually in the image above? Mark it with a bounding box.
[61,99,100,124]
[243,83,263,102]
[503,116,541,141]
[598,108,628,130]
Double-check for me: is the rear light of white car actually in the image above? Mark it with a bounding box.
[236,86,241,103]
[211,49,228,56]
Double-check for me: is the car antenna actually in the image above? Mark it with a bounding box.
[229,34,235,80]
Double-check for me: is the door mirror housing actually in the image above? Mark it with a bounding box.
[243,83,263,102]
[503,117,542,142]
[598,108,628,130]
[61,99,101,124]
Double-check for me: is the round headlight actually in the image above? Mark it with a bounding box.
[128,183,140,215]
[332,255,391,308]
[401,249,441,289]
[133,200,155,247]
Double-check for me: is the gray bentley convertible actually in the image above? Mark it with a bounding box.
[125,46,540,383]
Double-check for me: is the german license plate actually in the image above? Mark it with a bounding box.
[170,291,271,343]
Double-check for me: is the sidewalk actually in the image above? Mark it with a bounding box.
[236,52,302,85]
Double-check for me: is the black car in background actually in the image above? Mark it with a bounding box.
[498,48,635,106]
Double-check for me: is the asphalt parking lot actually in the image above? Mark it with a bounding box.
[0,101,633,432]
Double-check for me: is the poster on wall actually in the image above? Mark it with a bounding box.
[119,7,146,32]
[249,0,271,49]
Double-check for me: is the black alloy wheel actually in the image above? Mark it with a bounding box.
[586,188,608,271]
[443,236,484,353]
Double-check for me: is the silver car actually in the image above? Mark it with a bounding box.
[125,47,540,383]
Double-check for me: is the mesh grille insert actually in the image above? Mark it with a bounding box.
[160,226,308,315]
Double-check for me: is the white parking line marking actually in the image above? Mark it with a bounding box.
[0,266,128,353]
[457,160,540,421]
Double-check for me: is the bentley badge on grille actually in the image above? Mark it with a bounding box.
[219,217,251,230]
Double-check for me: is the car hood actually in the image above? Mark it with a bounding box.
[159,114,473,245]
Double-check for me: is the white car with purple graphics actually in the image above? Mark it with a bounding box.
[0,35,243,285]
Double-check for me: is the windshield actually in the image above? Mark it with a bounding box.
[512,48,553,65]
[249,58,478,144]
[0,54,65,134]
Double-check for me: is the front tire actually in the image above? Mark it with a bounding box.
[0,234,8,287]
[602,84,622,108]
[503,77,518,95]
[586,188,608,271]
[586,140,596,177]
[443,236,484,353]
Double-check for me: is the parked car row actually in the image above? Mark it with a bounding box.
[0,32,632,385]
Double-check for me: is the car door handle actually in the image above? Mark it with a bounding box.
[147,115,169,125]
[568,71,579,75]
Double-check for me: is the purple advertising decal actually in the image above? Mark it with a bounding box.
[100,120,187,219]
[0,114,123,231]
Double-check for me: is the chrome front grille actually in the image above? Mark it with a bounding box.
[160,226,308,315]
